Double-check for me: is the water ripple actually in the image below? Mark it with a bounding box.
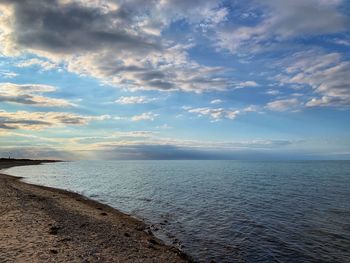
[5,160,350,263]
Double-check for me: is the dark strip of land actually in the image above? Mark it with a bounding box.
[0,159,191,263]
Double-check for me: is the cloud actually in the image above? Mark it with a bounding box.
[112,130,154,138]
[0,109,108,130]
[305,97,340,107]
[91,143,237,160]
[156,124,172,129]
[17,58,58,71]
[332,38,350,46]
[266,89,280,96]
[0,70,18,78]
[0,82,74,107]
[115,96,156,105]
[0,138,342,160]
[210,99,223,104]
[0,127,336,160]
[0,0,234,93]
[0,123,15,130]
[66,131,155,145]
[243,105,260,112]
[217,0,348,53]
[90,137,297,150]
[186,104,261,121]
[187,107,240,121]
[78,137,307,160]
[131,112,158,121]
[65,48,231,92]
[154,0,228,26]
[235,81,258,89]
[0,0,158,55]
[265,98,300,111]
[278,51,350,107]
[2,129,290,160]
[0,146,79,160]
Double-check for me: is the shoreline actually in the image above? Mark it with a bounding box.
[0,159,192,262]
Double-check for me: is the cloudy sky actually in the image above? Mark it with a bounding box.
[0,0,349,160]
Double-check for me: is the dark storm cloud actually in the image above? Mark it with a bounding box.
[3,0,159,54]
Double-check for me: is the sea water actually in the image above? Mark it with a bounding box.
[4,160,350,263]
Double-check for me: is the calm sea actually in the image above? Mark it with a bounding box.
[4,160,350,263]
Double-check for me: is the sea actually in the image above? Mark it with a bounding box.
[4,160,350,263]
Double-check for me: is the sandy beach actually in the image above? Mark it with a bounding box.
[0,159,191,263]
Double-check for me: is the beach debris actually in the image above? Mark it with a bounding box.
[49,226,60,235]
[145,228,153,235]
[49,249,58,254]
[80,222,89,228]
[59,237,72,242]
[150,224,159,231]
[135,225,145,231]
[148,244,158,250]
[148,238,160,245]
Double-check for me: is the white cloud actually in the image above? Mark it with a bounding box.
[17,58,58,71]
[69,131,155,143]
[113,116,127,121]
[279,51,350,107]
[235,81,259,89]
[0,70,17,78]
[156,124,172,129]
[131,112,159,121]
[243,105,260,112]
[305,96,342,107]
[186,104,261,121]
[217,0,348,53]
[115,96,155,105]
[0,82,75,107]
[149,0,228,27]
[333,38,350,46]
[116,131,154,138]
[0,109,107,130]
[265,89,280,96]
[188,107,240,121]
[266,98,300,111]
[210,99,223,104]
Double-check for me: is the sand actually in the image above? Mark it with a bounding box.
[0,159,192,263]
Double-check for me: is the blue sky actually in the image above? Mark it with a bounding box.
[0,0,349,160]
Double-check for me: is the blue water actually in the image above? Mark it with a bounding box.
[4,160,350,263]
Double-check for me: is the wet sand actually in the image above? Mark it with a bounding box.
[0,159,192,262]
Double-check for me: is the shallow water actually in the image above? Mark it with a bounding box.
[5,160,350,262]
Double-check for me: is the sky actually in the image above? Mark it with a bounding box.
[0,0,349,160]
